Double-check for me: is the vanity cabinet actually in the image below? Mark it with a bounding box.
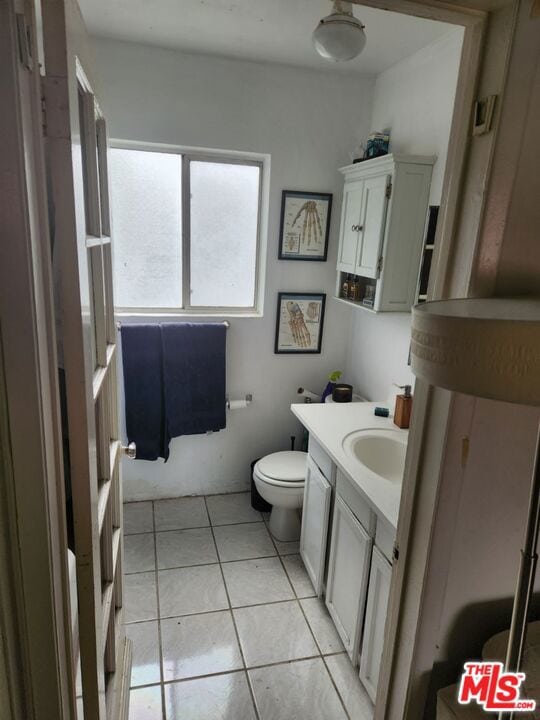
[300,456,332,596]
[359,546,392,701]
[325,495,373,662]
[336,154,434,312]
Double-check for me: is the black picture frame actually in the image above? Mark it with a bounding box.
[278,190,332,261]
[274,292,326,354]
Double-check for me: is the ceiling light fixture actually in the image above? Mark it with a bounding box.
[313,0,366,63]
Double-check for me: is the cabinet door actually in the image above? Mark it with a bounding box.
[359,546,392,701]
[355,174,390,279]
[300,457,332,596]
[325,496,372,663]
[337,180,363,273]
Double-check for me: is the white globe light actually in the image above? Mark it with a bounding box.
[313,6,366,62]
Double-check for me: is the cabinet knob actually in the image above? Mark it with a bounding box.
[352,224,363,232]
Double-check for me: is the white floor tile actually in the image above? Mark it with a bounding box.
[125,620,161,688]
[156,527,217,570]
[214,523,275,562]
[124,572,158,623]
[124,533,156,574]
[206,493,262,526]
[128,685,162,720]
[325,653,374,719]
[222,557,294,607]
[124,502,154,535]
[282,554,316,598]
[272,537,300,555]
[234,601,318,667]
[154,497,209,532]
[249,658,347,720]
[301,598,344,654]
[158,565,228,617]
[161,610,243,681]
[164,672,257,720]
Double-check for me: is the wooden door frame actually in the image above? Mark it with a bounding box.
[0,0,76,718]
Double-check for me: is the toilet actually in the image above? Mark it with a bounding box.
[253,451,307,541]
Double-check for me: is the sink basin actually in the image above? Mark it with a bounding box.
[342,429,407,483]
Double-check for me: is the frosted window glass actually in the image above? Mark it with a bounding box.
[190,161,260,308]
[110,148,182,308]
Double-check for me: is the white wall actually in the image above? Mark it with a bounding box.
[92,37,373,499]
[343,29,463,405]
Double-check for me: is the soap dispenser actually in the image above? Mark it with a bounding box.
[393,384,412,429]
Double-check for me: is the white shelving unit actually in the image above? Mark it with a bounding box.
[334,154,435,313]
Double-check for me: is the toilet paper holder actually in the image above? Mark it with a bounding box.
[226,394,253,410]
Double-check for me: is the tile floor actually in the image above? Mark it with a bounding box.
[123,492,373,720]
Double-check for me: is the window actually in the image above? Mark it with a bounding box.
[109,146,265,314]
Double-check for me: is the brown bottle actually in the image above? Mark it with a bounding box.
[394,384,412,429]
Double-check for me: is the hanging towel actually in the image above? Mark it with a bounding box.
[161,323,227,452]
[121,324,165,461]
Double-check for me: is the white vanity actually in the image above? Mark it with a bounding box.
[293,401,407,702]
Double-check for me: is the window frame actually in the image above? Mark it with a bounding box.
[109,140,269,317]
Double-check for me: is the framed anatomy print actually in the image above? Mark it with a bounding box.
[275,292,326,354]
[278,190,332,261]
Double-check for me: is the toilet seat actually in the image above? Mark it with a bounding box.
[254,451,307,487]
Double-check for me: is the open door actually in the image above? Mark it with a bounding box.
[41,1,131,718]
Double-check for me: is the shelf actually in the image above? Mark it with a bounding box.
[332,296,376,313]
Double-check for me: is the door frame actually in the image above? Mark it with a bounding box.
[0,0,524,718]
[0,0,76,718]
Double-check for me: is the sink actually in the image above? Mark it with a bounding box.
[342,429,407,483]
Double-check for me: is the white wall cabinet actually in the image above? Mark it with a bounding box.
[300,456,332,596]
[325,495,373,662]
[359,546,392,701]
[336,154,434,312]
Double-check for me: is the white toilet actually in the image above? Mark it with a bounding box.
[253,451,307,541]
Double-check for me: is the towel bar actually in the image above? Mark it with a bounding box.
[116,320,230,329]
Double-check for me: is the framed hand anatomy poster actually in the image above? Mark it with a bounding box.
[278,190,332,261]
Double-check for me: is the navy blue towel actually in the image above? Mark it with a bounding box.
[121,324,165,461]
[161,323,227,452]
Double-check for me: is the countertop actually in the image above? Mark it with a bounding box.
[291,402,408,528]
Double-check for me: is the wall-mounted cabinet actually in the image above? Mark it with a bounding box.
[335,154,434,313]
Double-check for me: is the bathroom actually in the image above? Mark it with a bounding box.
[11,1,539,719]
[91,4,463,714]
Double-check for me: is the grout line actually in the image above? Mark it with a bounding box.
[125,490,256,506]
[128,651,349,693]
[125,517,267,537]
[203,495,262,720]
[264,521,328,653]
[124,594,321,626]
[321,654,355,720]
[123,547,305,580]
[151,501,167,720]
[261,509,354,720]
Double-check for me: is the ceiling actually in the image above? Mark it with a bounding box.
[78,0,453,77]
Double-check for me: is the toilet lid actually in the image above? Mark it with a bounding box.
[257,451,307,483]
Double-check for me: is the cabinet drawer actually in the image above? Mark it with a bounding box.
[308,436,335,484]
[375,516,396,564]
[336,470,376,537]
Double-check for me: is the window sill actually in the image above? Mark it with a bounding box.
[115,310,264,320]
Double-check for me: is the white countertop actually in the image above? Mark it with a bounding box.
[291,402,408,528]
